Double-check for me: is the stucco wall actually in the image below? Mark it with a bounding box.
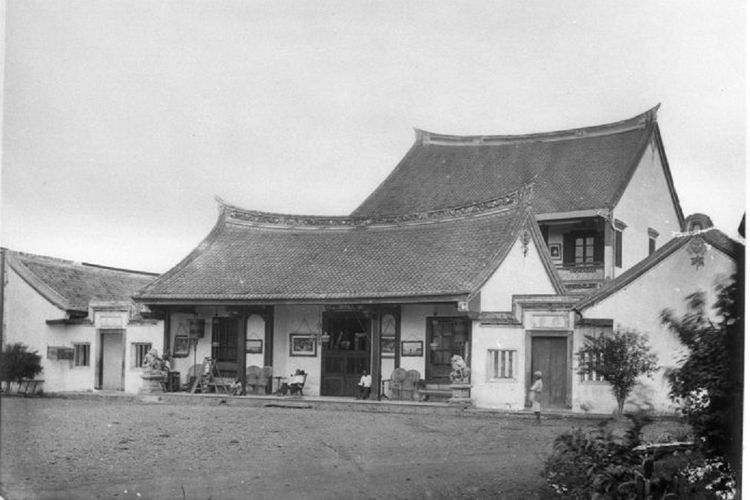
[470,323,526,409]
[399,303,457,378]
[274,305,323,395]
[613,139,683,276]
[4,265,66,390]
[5,266,163,393]
[121,321,164,393]
[577,242,736,413]
[480,236,557,311]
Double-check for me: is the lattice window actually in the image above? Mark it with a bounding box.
[488,349,516,379]
[73,343,90,367]
[580,351,605,382]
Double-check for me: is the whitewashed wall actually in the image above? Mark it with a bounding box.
[612,139,683,276]
[470,323,526,409]
[480,235,557,311]
[577,240,736,414]
[273,305,323,395]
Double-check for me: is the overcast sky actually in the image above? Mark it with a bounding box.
[1,1,745,273]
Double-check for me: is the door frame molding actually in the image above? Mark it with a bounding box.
[525,330,572,409]
[98,328,126,391]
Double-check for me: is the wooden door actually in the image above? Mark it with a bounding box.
[427,318,470,384]
[211,318,239,378]
[322,313,370,397]
[531,337,567,409]
[101,330,124,391]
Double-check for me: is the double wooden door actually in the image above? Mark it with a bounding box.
[321,313,370,397]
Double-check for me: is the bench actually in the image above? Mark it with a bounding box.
[16,379,44,396]
[416,389,452,402]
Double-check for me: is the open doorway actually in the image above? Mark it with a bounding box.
[321,311,370,397]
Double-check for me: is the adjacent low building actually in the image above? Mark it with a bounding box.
[0,249,162,393]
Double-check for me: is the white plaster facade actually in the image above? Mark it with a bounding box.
[574,237,737,414]
[611,138,683,276]
[2,261,162,393]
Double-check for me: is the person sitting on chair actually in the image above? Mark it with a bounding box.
[289,369,306,395]
[229,378,243,396]
[357,370,372,400]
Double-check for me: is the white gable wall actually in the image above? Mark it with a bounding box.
[576,241,736,413]
[4,266,96,392]
[479,235,558,311]
[613,139,683,275]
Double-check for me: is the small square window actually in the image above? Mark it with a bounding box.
[488,349,516,379]
[73,343,90,367]
[132,342,152,368]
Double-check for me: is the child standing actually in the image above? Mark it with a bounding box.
[529,371,543,421]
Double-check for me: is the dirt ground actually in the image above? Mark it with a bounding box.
[0,397,598,500]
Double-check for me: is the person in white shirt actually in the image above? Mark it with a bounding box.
[357,370,372,400]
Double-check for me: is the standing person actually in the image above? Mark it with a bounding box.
[357,370,372,400]
[529,371,543,421]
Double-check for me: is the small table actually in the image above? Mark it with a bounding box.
[273,376,286,393]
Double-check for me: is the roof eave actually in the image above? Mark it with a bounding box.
[134,292,471,307]
[7,255,72,312]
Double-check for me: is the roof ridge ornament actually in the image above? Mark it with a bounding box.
[415,105,661,146]
[217,184,534,229]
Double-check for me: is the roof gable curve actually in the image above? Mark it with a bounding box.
[351,106,672,218]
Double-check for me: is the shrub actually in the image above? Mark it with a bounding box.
[544,413,727,499]
[577,329,658,414]
[661,277,741,494]
[0,343,43,391]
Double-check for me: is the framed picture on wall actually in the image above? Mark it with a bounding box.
[381,337,396,357]
[245,339,263,354]
[289,334,317,357]
[401,340,423,357]
[548,243,562,261]
[173,335,190,357]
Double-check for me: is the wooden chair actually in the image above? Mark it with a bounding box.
[289,372,307,396]
[246,365,262,394]
[258,366,273,395]
[389,368,407,400]
[402,370,422,401]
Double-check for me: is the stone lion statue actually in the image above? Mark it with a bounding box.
[142,348,167,374]
[449,354,470,384]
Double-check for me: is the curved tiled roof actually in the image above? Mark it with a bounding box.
[6,250,158,314]
[137,190,564,303]
[352,106,679,218]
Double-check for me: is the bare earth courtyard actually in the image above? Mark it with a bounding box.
[0,397,597,500]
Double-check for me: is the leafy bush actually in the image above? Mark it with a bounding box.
[661,277,741,495]
[0,343,43,390]
[544,413,647,499]
[544,413,728,499]
[577,329,658,414]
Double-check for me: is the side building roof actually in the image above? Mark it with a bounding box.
[136,189,564,305]
[4,249,159,316]
[574,228,742,311]
[352,106,682,224]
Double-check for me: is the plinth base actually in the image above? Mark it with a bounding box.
[448,383,472,405]
[139,372,165,394]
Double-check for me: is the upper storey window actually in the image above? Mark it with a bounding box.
[563,230,603,266]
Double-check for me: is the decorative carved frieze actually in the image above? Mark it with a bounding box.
[221,184,533,228]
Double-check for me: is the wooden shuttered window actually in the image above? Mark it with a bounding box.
[563,231,603,265]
